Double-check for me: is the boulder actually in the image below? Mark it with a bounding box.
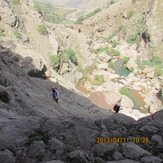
[121,95,134,109]
[112,151,124,160]
[151,134,163,147]
[41,160,66,163]
[92,143,118,157]
[106,159,140,163]
[28,141,46,159]
[139,125,159,134]
[122,142,151,159]
[48,138,64,151]
[67,149,90,163]
[0,149,16,163]
[98,52,111,62]
[140,156,163,163]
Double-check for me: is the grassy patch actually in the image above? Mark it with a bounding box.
[62,49,78,65]
[13,29,21,37]
[94,47,110,54]
[49,55,59,66]
[93,75,105,86]
[123,56,130,64]
[76,8,102,24]
[127,10,135,19]
[111,49,120,56]
[120,87,130,97]
[37,24,48,35]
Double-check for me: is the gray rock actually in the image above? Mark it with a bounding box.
[48,138,64,151]
[106,159,140,163]
[28,141,46,158]
[67,149,90,163]
[0,149,16,163]
[122,142,151,159]
[151,134,163,147]
[92,143,118,157]
[140,156,163,163]
[112,151,124,160]
[139,125,159,134]
[42,160,66,163]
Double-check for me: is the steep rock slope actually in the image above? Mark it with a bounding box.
[0,44,163,163]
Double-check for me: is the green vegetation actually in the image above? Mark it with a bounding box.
[12,0,20,4]
[77,65,84,72]
[28,69,46,79]
[132,0,137,3]
[76,8,102,24]
[111,49,120,56]
[127,33,139,44]
[34,2,73,24]
[120,87,130,97]
[28,129,49,145]
[127,10,135,19]
[129,67,135,72]
[62,49,78,65]
[0,33,5,37]
[37,24,48,35]
[137,56,163,76]
[49,55,59,66]
[106,31,117,42]
[111,41,119,48]
[110,0,115,4]
[123,56,130,64]
[13,29,21,37]
[94,47,110,54]
[93,75,105,86]
[108,62,115,68]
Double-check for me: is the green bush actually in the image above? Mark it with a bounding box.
[63,49,78,65]
[86,8,102,19]
[0,33,5,37]
[13,29,21,37]
[108,62,115,68]
[37,24,48,35]
[132,0,137,3]
[129,67,134,72]
[123,56,130,64]
[107,31,117,42]
[127,33,138,44]
[111,49,120,56]
[111,41,118,48]
[28,69,46,79]
[94,47,109,54]
[110,0,115,4]
[76,16,85,24]
[155,67,163,76]
[77,65,83,72]
[49,55,59,66]
[127,10,135,19]
[120,87,130,97]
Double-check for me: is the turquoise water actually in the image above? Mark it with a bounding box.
[114,61,130,77]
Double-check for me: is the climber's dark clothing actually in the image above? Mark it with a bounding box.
[113,104,120,113]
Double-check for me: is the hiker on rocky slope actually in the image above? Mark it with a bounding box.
[113,99,122,113]
[48,87,59,104]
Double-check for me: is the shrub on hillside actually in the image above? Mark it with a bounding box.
[28,69,46,79]
[63,49,78,65]
[111,49,120,56]
[37,24,48,35]
[120,87,130,97]
[127,10,135,19]
[49,55,59,66]
[123,56,130,64]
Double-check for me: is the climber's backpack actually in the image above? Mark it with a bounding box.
[113,104,120,113]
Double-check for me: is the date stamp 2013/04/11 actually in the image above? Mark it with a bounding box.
[96,137,150,144]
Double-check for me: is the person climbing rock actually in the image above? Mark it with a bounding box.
[113,99,122,113]
[48,87,59,104]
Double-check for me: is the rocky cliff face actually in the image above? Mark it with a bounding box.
[0,39,163,163]
[0,0,163,162]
